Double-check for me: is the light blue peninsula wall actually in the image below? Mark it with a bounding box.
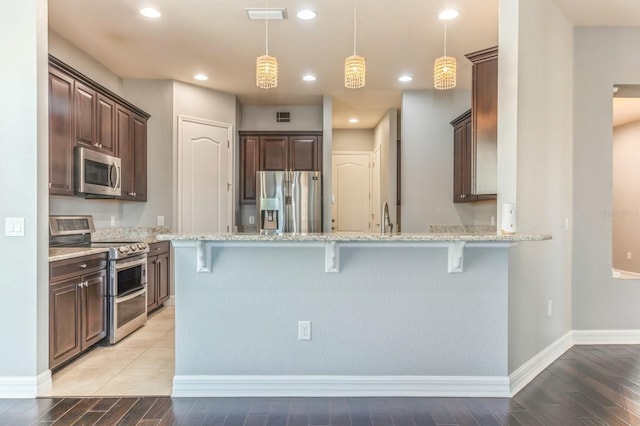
[161,233,550,397]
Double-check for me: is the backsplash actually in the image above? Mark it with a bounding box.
[93,226,171,241]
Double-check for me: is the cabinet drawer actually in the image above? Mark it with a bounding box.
[149,241,169,255]
[50,253,108,282]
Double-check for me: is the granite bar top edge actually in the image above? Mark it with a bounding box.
[157,232,552,243]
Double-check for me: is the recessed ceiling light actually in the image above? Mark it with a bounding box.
[438,9,459,20]
[194,74,208,81]
[140,7,161,18]
[303,74,316,82]
[349,118,359,124]
[297,10,317,20]
[398,75,413,82]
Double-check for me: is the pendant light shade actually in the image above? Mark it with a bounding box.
[345,0,365,89]
[256,2,278,89]
[256,54,278,89]
[434,20,457,90]
[434,56,456,90]
[345,55,366,89]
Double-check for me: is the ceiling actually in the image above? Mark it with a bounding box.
[48,1,640,129]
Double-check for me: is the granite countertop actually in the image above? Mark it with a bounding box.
[157,232,552,243]
[49,247,110,262]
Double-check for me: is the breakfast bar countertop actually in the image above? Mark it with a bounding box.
[156,232,552,243]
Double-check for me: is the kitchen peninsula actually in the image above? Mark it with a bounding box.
[158,231,550,397]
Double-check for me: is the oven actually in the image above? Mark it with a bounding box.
[108,253,148,344]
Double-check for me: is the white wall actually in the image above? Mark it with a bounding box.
[573,28,640,330]
[332,129,374,152]
[498,0,573,372]
[0,0,49,391]
[241,105,322,131]
[401,90,496,232]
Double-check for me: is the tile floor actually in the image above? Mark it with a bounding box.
[45,306,175,397]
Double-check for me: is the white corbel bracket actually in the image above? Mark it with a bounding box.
[448,241,465,273]
[196,241,213,273]
[325,241,340,273]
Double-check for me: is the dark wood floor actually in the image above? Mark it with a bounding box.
[2,345,640,425]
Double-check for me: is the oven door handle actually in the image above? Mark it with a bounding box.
[115,256,147,271]
[116,285,146,303]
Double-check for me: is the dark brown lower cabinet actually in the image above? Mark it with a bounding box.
[49,254,107,370]
[147,242,171,312]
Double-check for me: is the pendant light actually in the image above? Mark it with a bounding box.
[256,1,278,89]
[434,10,458,90]
[344,0,365,89]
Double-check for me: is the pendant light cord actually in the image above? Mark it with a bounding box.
[265,0,269,55]
[353,0,357,56]
[443,21,447,57]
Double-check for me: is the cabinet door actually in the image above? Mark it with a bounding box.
[240,136,259,203]
[289,136,320,171]
[157,251,170,304]
[81,270,107,348]
[50,279,81,369]
[147,255,158,311]
[116,105,133,199]
[74,81,96,149]
[452,110,476,203]
[96,94,117,156]
[48,67,75,196]
[131,113,148,201]
[260,136,288,171]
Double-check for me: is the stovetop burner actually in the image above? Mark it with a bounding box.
[49,215,149,259]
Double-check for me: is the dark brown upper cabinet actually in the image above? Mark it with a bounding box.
[239,132,323,205]
[48,66,75,196]
[451,46,498,203]
[48,55,150,200]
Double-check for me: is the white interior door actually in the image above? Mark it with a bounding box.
[331,152,371,233]
[371,146,381,230]
[177,116,232,233]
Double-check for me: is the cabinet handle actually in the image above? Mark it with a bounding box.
[460,194,466,199]
[79,263,88,269]
[157,260,161,265]
[99,143,103,148]
[129,192,135,196]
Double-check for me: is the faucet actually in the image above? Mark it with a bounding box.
[381,202,394,234]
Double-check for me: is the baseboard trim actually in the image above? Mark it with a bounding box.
[573,329,640,344]
[0,370,52,398]
[509,331,573,396]
[165,295,175,307]
[172,375,511,398]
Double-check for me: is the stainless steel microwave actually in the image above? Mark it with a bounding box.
[75,147,122,197]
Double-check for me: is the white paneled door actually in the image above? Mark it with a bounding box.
[177,116,232,233]
[331,152,371,233]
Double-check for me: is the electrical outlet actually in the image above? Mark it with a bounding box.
[547,300,553,317]
[298,321,311,340]
[628,252,633,260]
[110,216,116,227]
[158,216,165,226]
[491,216,496,226]
[249,216,255,224]
[565,217,570,231]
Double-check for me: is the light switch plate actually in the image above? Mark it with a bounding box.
[5,217,25,237]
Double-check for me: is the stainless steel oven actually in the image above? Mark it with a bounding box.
[108,253,148,344]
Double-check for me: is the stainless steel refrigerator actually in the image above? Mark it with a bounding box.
[256,171,322,234]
